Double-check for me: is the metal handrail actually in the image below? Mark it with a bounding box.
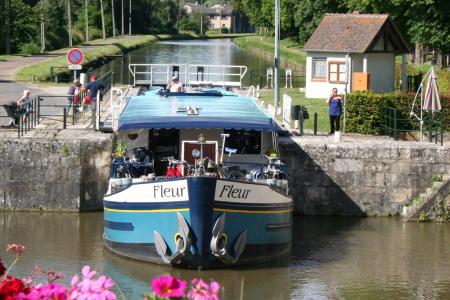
[128,63,247,88]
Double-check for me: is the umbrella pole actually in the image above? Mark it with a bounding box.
[420,89,423,142]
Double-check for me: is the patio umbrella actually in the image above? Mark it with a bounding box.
[423,68,441,112]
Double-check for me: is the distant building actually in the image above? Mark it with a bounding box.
[183,3,252,33]
[303,13,410,98]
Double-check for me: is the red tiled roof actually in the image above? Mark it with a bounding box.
[303,13,409,53]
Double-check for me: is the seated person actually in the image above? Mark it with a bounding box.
[166,76,183,93]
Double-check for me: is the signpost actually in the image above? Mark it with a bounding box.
[67,48,84,81]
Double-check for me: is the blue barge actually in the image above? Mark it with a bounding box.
[103,85,293,268]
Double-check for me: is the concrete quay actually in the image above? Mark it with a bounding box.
[280,134,450,216]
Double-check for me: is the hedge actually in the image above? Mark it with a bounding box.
[346,92,449,134]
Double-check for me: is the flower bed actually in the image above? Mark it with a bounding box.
[1,243,221,300]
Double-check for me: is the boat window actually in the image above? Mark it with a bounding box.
[224,130,261,154]
[148,129,180,175]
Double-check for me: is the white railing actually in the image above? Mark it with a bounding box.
[110,87,126,132]
[128,63,247,88]
[246,85,255,97]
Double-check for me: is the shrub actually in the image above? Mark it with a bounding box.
[20,43,41,55]
[346,92,450,134]
[220,27,229,34]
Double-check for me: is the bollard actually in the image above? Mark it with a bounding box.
[63,108,67,129]
[33,98,37,127]
[299,108,304,136]
[17,116,20,138]
[37,97,41,125]
[314,113,318,135]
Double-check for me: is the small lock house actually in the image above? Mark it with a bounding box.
[303,13,410,98]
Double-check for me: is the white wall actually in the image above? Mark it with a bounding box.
[305,51,395,98]
[366,53,395,93]
[305,52,349,99]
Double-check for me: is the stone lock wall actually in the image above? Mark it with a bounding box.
[0,136,113,211]
[279,139,450,216]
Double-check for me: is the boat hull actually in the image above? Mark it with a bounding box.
[103,177,293,268]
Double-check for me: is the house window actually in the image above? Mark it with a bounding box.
[312,58,326,80]
[328,61,347,83]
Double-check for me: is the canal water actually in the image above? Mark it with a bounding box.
[96,39,303,87]
[1,212,450,299]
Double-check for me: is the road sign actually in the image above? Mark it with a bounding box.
[68,64,82,70]
[67,48,84,65]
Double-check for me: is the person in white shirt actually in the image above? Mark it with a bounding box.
[166,76,183,92]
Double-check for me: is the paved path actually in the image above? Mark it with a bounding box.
[0,35,140,105]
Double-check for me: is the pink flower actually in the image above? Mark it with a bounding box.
[6,243,26,256]
[17,283,68,300]
[69,266,116,300]
[151,275,187,298]
[187,279,221,300]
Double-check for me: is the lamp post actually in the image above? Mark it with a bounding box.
[198,133,206,175]
[198,133,206,162]
[274,0,280,110]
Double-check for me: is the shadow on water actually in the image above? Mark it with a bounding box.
[290,216,363,265]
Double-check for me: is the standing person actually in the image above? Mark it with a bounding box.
[326,88,342,135]
[80,74,105,112]
[67,80,81,114]
[17,90,31,123]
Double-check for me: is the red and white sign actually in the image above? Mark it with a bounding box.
[66,48,84,65]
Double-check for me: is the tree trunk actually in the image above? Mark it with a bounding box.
[40,15,45,53]
[100,0,106,39]
[85,0,89,42]
[414,43,424,64]
[5,0,11,54]
[176,0,184,32]
[121,0,124,35]
[437,50,443,68]
[67,0,73,47]
[128,0,131,35]
[111,0,116,37]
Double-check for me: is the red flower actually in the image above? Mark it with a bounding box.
[0,258,5,277]
[0,275,30,300]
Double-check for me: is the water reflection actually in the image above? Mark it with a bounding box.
[1,212,450,299]
[96,39,303,87]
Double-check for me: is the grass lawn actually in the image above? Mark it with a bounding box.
[234,36,306,66]
[259,88,330,132]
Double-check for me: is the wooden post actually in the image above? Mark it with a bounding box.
[401,53,407,94]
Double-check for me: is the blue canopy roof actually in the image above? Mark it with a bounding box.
[118,89,280,131]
